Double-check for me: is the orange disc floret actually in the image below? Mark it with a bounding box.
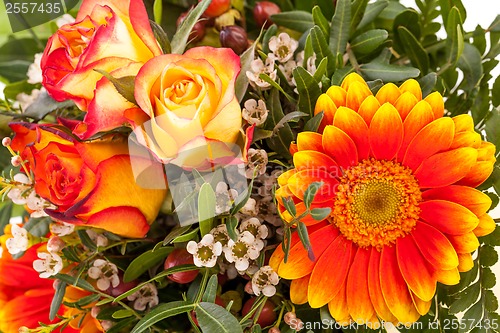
[272,73,496,326]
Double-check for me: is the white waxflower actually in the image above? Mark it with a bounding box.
[127,283,159,311]
[6,173,31,205]
[215,182,238,215]
[210,224,230,249]
[242,99,269,126]
[27,53,43,84]
[224,231,263,271]
[240,217,268,241]
[246,55,277,90]
[5,224,29,255]
[187,234,223,268]
[268,33,299,63]
[47,235,65,253]
[240,197,258,216]
[278,59,297,86]
[251,266,279,297]
[86,229,109,247]
[50,222,75,236]
[245,149,268,178]
[56,13,75,27]
[33,252,63,278]
[26,191,53,218]
[88,259,120,291]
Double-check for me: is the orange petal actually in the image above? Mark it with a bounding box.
[421,185,492,217]
[369,103,403,160]
[394,92,419,120]
[414,147,478,188]
[445,232,480,254]
[85,206,150,238]
[424,92,445,119]
[396,100,434,161]
[328,285,350,323]
[277,169,297,186]
[308,236,353,308]
[453,114,475,132]
[297,132,324,152]
[434,268,460,285]
[346,81,373,111]
[450,131,482,149]
[269,229,303,271]
[399,79,422,101]
[457,253,474,272]
[279,225,339,279]
[396,236,436,302]
[419,200,479,235]
[287,169,339,203]
[380,246,420,323]
[274,184,298,207]
[457,161,495,188]
[402,117,455,171]
[289,142,298,156]
[290,275,310,305]
[326,85,347,107]
[323,125,358,168]
[368,248,397,322]
[341,73,368,90]
[293,151,339,173]
[358,95,381,126]
[346,248,375,323]
[334,107,370,160]
[473,214,496,237]
[411,221,458,270]
[315,94,337,130]
[375,83,401,105]
[411,291,432,316]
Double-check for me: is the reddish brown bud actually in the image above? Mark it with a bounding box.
[220,25,248,55]
[253,1,281,28]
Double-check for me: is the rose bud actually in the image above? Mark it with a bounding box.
[164,248,199,284]
[220,25,248,55]
[253,1,281,28]
[201,0,231,18]
[177,11,206,43]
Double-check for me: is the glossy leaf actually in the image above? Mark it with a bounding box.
[310,26,336,75]
[312,6,330,39]
[358,0,389,29]
[398,26,429,74]
[49,281,66,321]
[360,62,420,82]
[293,66,322,118]
[171,0,211,54]
[271,11,314,33]
[123,247,173,282]
[198,183,216,237]
[196,302,244,333]
[131,301,195,333]
[330,0,351,57]
[202,275,218,303]
[350,0,369,33]
[458,43,483,91]
[350,29,388,55]
[445,7,465,68]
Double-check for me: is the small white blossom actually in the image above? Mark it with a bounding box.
[88,259,120,291]
[218,261,239,280]
[6,173,31,205]
[86,229,109,247]
[56,13,75,27]
[240,217,268,241]
[268,33,299,63]
[245,149,268,178]
[26,191,53,218]
[242,99,269,126]
[240,197,258,216]
[5,224,29,255]
[246,55,277,90]
[215,182,238,215]
[50,222,75,236]
[187,234,223,268]
[210,224,230,249]
[251,266,279,297]
[33,252,63,278]
[27,53,43,84]
[47,235,65,253]
[127,283,159,311]
[224,231,262,271]
[10,155,22,167]
[278,60,297,86]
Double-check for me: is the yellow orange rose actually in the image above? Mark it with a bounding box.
[41,0,161,139]
[129,46,244,170]
[10,122,166,238]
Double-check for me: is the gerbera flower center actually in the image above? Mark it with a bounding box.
[333,159,422,249]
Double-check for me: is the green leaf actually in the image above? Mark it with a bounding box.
[313,58,329,82]
[150,20,171,54]
[283,227,292,263]
[458,43,483,91]
[303,182,323,209]
[492,76,500,107]
[3,80,38,101]
[230,178,254,215]
[350,0,369,33]
[0,201,13,236]
[440,0,466,28]
[54,273,96,292]
[270,11,314,33]
[93,69,136,104]
[480,245,499,267]
[459,301,483,333]
[360,62,420,82]
[484,290,499,312]
[358,0,389,29]
[22,90,74,120]
[398,26,429,74]
[304,111,324,132]
[293,66,322,118]
[163,225,192,245]
[310,26,336,75]
[258,73,296,103]
[173,227,200,243]
[196,302,244,333]
[24,216,51,237]
[73,294,101,307]
[112,309,134,319]
[297,222,314,261]
[445,7,464,68]
[50,281,66,321]
[482,267,496,290]
[153,0,163,25]
[330,0,351,57]
[449,283,481,314]
[282,197,297,217]
[123,247,173,282]
[350,29,388,55]
[171,0,211,54]
[265,88,294,159]
[312,6,330,39]
[198,183,216,237]
[131,301,195,333]
[202,275,218,303]
[226,216,239,242]
[236,37,260,102]
[418,72,437,97]
[310,207,332,221]
[77,229,97,251]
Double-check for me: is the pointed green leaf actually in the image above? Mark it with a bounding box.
[350,0,369,33]
[446,7,464,67]
[297,222,314,261]
[153,0,163,25]
[50,281,66,321]
[398,26,429,74]
[270,11,314,33]
[265,88,294,159]
[358,0,389,29]
[202,275,218,303]
[458,43,483,91]
[303,182,324,209]
[310,207,332,221]
[131,301,195,333]
[196,302,244,333]
[171,0,211,54]
[350,29,388,55]
[418,72,437,97]
[304,112,324,132]
[93,69,136,104]
[226,216,239,242]
[360,62,420,82]
[330,0,351,57]
[236,37,260,102]
[150,20,171,54]
[293,66,322,118]
[310,26,336,75]
[312,6,330,39]
[123,247,173,282]
[198,183,216,237]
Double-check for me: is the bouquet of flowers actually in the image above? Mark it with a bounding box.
[0,0,499,332]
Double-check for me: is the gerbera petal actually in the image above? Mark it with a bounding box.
[434,268,460,285]
[297,132,324,152]
[473,214,496,237]
[445,232,480,253]
[450,131,482,149]
[422,185,492,217]
[279,225,339,279]
[287,169,339,203]
[396,236,436,302]
[290,275,310,305]
[457,253,474,272]
[457,161,495,188]
[414,147,478,188]
[326,85,347,107]
[369,103,403,160]
[323,125,358,168]
[341,72,369,90]
[419,200,479,235]
[380,246,420,323]
[411,221,458,270]
[424,92,444,119]
[334,107,370,160]
[411,291,432,316]
[293,151,339,173]
[402,117,455,171]
[368,248,397,322]
[399,79,422,101]
[453,114,475,132]
[394,92,419,120]
[346,248,375,323]
[308,236,353,308]
[269,231,302,271]
[396,101,434,161]
[277,169,297,186]
[375,82,401,105]
[358,95,381,126]
[328,285,350,323]
[315,94,337,130]
[346,81,373,111]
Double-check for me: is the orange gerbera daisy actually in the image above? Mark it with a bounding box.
[270,73,496,326]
